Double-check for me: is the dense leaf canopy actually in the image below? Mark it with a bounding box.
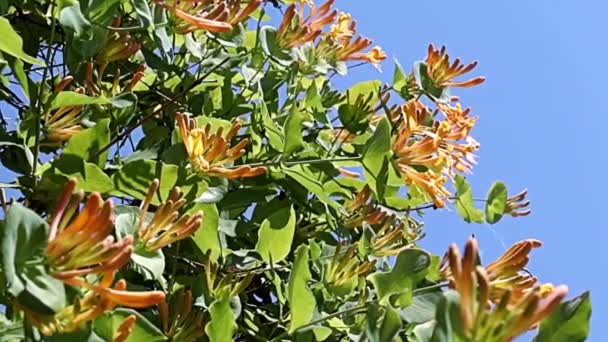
[0,0,591,341]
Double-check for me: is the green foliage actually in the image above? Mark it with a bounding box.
[0,0,591,341]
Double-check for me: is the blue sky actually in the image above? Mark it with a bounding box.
[334,0,606,339]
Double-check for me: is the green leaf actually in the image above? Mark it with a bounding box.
[368,249,431,307]
[398,291,443,324]
[6,56,30,99]
[206,296,237,342]
[430,291,466,342]
[0,204,66,314]
[485,181,508,224]
[283,165,341,210]
[362,117,391,199]
[58,0,92,38]
[63,118,110,167]
[259,98,284,152]
[48,91,110,111]
[365,305,402,342]
[112,160,207,205]
[256,206,296,263]
[534,291,592,342]
[283,107,305,157]
[94,308,167,341]
[131,0,155,30]
[259,26,293,65]
[453,175,484,223]
[288,245,316,333]
[41,155,114,194]
[191,203,222,262]
[0,18,44,65]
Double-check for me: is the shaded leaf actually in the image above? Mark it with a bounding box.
[256,206,296,263]
[362,117,391,199]
[0,18,44,65]
[288,245,316,333]
[534,291,592,342]
[485,181,508,224]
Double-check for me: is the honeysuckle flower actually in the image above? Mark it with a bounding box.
[156,0,260,34]
[324,245,374,295]
[399,167,451,208]
[344,185,388,228]
[176,112,266,179]
[96,17,141,65]
[442,238,567,341]
[137,179,203,251]
[113,314,137,342]
[46,179,134,279]
[203,258,254,298]
[159,289,207,340]
[43,77,83,143]
[276,0,337,49]
[22,271,164,335]
[425,44,486,88]
[506,189,532,217]
[85,62,146,96]
[437,103,478,141]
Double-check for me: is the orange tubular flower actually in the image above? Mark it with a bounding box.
[96,17,141,65]
[46,179,133,280]
[344,185,388,228]
[276,0,337,49]
[156,0,260,34]
[443,238,568,341]
[425,44,486,88]
[43,77,83,143]
[506,189,532,217]
[176,113,266,179]
[137,179,203,252]
[113,315,137,342]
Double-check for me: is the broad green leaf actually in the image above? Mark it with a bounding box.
[41,155,114,194]
[346,80,381,104]
[48,91,110,111]
[485,181,508,224]
[58,0,92,38]
[283,107,305,157]
[191,203,222,262]
[206,296,237,342]
[398,291,444,324]
[6,56,29,99]
[0,141,33,175]
[368,249,431,307]
[362,117,391,199]
[259,98,284,152]
[454,175,484,223]
[365,304,402,342]
[287,245,316,333]
[63,118,110,167]
[283,165,341,210]
[431,291,466,342]
[94,308,166,341]
[413,61,451,104]
[256,206,296,263]
[0,18,44,65]
[112,160,207,205]
[259,26,293,65]
[0,204,66,314]
[534,291,592,342]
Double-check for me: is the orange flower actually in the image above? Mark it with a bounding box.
[425,44,486,88]
[506,189,532,217]
[137,179,203,251]
[113,315,137,342]
[157,0,260,34]
[276,0,337,49]
[43,77,83,143]
[176,112,266,179]
[344,185,388,228]
[46,179,133,280]
[96,17,141,64]
[442,238,567,341]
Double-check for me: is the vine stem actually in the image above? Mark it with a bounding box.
[234,156,362,169]
[31,0,58,186]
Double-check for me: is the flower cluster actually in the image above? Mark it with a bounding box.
[96,17,141,65]
[277,0,386,67]
[345,185,423,256]
[441,238,567,341]
[43,77,84,143]
[156,0,261,34]
[176,112,266,179]
[137,179,203,252]
[22,179,166,335]
[324,245,374,295]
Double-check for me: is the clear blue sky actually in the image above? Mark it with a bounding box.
[335,0,605,340]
